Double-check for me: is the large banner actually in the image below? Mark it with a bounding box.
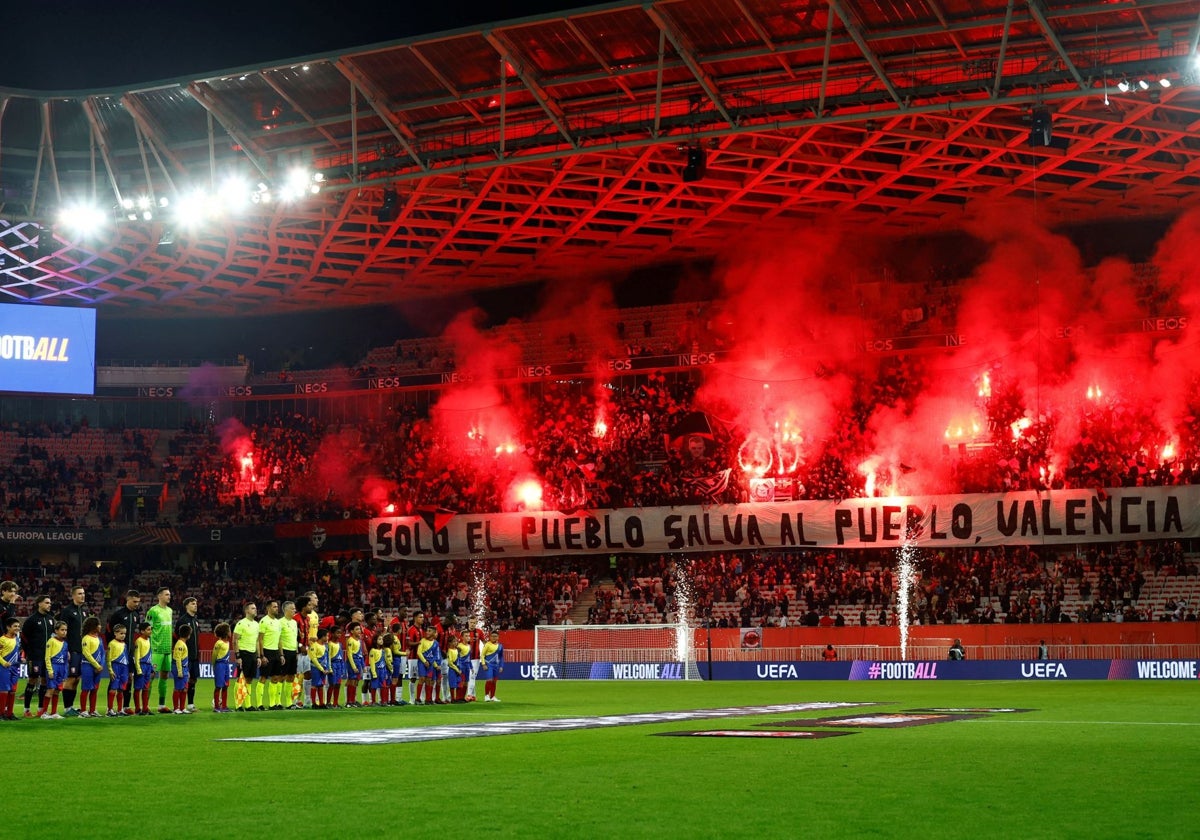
[370,485,1199,561]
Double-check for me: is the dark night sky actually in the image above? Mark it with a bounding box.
[0,0,591,90]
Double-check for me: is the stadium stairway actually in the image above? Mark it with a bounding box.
[153,430,182,521]
[566,578,608,624]
[152,430,174,473]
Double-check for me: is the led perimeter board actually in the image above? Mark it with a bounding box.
[0,303,97,395]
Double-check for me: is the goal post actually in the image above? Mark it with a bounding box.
[533,623,702,680]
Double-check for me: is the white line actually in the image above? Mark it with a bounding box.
[219,701,877,744]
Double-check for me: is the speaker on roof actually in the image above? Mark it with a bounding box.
[377,189,400,223]
[36,226,56,259]
[1028,109,1052,148]
[682,146,707,183]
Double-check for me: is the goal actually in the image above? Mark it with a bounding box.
[533,623,702,680]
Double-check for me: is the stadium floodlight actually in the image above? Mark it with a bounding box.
[1159,77,1171,88]
[133,195,159,221]
[1138,79,1150,90]
[1117,77,1130,92]
[218,176,252,212]
[57,202,107,237]
[174,189,219,226]
[279,166,313,201]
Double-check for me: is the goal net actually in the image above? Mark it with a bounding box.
[533,623,702,680]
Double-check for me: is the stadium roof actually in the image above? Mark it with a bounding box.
[1,0,1198,316]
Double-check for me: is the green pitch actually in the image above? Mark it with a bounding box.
[6,680,1199,838]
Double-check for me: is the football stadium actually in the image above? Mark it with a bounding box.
[2,0,1199,836]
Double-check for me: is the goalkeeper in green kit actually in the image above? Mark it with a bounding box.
[146,588,174,714]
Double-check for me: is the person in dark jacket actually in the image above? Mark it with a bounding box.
[0,581,19,627]
[21,595,55,716]
[58,586,92,717]
[175,597,201,712]
[106,590,142,710]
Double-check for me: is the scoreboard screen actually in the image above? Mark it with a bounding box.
[0,303,97,395]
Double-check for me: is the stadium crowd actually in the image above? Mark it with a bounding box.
[1,285,1198,723]
[0,423,156,527]
[3,332,1199,531]
[2,536,1192,660]
[16,365,1183,530]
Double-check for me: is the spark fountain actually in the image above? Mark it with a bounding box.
[895,506,930,661]
[470,559,488,628]
[671,558,696,671]
[895,540,919,661]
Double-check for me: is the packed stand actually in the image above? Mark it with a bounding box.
[0,422,157,527]
[1,552,600,635]
[162,363,1200,522]
[655,542,1198,629]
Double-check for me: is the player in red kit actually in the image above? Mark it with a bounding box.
[404,611,425,704]
[361,611,379,652]
[293,595,314,708]
[465,616,487,701]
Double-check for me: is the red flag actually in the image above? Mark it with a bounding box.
[416,506,457,532]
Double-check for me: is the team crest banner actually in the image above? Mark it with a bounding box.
[369,485,1198,561]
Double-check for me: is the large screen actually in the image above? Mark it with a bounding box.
[0,303,97,395]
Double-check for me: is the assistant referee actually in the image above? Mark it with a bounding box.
[230,603,262,712]
[258,600,283,711]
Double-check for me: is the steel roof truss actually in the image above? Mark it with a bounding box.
[408,46,487,125]
[483,30,578,148]
[259,72,347,148]
[1026,0,1089,90]
[825,0,905,109]
[79,98,126,211]
[642,2,735,126]
[186,82,271,178]
[333,58,427,171]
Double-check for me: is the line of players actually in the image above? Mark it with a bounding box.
[0,581,505,720]
[218,601,505,713]
[1,584,198,719]
[0,612,188,718]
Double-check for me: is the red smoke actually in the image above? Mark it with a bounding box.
[367,203,1199,510]
[682,202,1199,497]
